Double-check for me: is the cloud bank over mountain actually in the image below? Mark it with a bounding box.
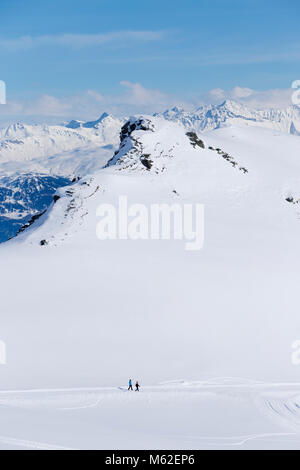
[0,82,296,126]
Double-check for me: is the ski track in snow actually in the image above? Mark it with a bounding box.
[59,397,103,411]
[183,433,297,447]
[0,436,74,450]
[0,381,299,449]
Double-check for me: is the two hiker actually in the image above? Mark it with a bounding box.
[128,379,140,391]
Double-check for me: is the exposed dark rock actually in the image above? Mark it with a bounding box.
[15,210,47,236]
[286,197,299,204]
[120,118,155,143]
[186,132,205,149]
[208,146,249,174]
[40,239,48,246]
[53,195,60,203]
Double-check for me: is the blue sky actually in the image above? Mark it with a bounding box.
[0,0,299,121]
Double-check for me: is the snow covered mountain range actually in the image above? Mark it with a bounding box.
[11,112,300,250]
[0,99,299,245]
[0,113,123,171]
[156,100,300,134]
[1,100,299,172]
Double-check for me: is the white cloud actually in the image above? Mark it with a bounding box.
[0,83,296,127]
[0,31,165,51]
[0,82,182,125]
[231,87,254,99]
[118,81,174,108]
[202,86,294,109]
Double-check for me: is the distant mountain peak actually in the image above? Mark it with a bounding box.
[99,112,109,121]
[156,100,300,134]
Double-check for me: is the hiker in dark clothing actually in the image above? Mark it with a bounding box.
[128,379,133,391]
[135,381,140,391]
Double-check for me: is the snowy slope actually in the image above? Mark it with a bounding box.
[157,100,300,134]
[1,381,300,450]
[2,101,299,244]
[2,116,300,380]
[14,115,300,250]
[1,115,300,449]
